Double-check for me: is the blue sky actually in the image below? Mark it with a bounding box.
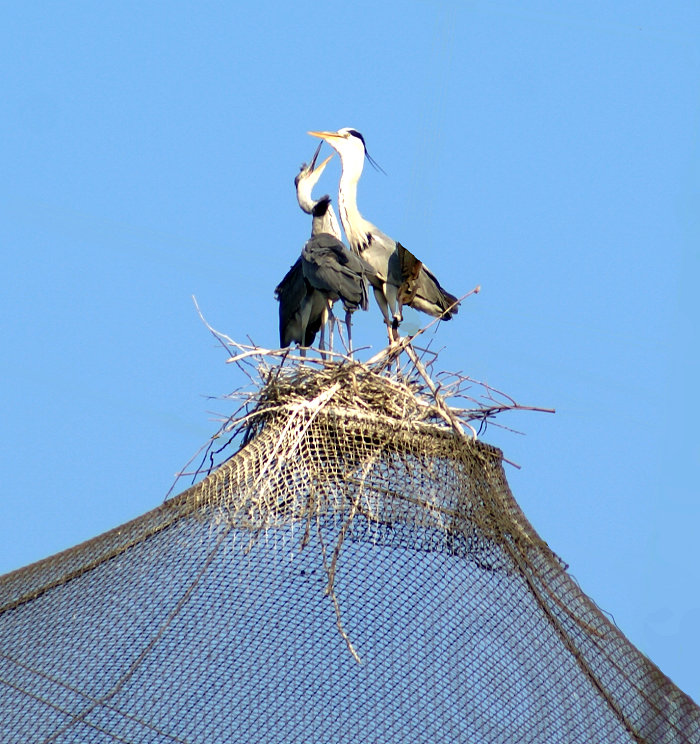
[1,1,698,702]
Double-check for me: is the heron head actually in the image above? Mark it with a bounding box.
[295,141,334,214]
[308,128,385,174]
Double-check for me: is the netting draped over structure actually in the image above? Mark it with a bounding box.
[1,356,698,743]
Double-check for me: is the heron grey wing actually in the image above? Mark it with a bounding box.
[339,244,377,278]
[394,242,423,310]
[302,291,328,347]
[357,231,394,283]
[391,242,459,319]
[359,255,380,282]
[341,249,377,312]
[307,233,350,260]
[276,256,305,293]
[275,258,307,346]
[411,263,460,319]
[311,233,378,287]
[302,236,366,310]
[301,235,347,293]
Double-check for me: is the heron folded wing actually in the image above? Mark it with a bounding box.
[396,242,423,308]
[412,264,460,319]
[275,259,308,346]
[302,236,367,311]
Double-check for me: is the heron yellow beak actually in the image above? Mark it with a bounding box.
[308,130,342,141]
[314,153,334,174]
[308,141,324,169]
[307,141,334,175]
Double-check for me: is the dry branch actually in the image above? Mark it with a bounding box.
[169,297,554,497]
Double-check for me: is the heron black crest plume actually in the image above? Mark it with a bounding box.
[346,129,386,175]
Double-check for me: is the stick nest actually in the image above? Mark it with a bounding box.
[249,362,441,436]
[167,307,555,499]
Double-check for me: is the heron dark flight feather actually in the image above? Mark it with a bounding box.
[275,259,325,348]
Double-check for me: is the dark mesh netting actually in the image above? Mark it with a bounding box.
[1,363,698,743]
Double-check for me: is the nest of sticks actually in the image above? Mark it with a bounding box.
[167,300,554,498]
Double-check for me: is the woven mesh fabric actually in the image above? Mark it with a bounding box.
[1,365,698,744]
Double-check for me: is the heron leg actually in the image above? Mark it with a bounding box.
[318,303,334,361]
[328,305,334,355]
[373,286,397,346]
[385,282,402,326]
[372,286,391,325]
[385,284,402,345]
[345,310,353,357]
[332,310,347,353]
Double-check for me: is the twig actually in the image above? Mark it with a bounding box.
[403,343,477,440]
[366,285,481,368]
[170,294,555,498]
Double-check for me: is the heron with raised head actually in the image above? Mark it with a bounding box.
[275,142,375,355]
[308,128,459,341]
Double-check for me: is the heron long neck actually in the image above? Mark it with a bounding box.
[337,157,374,253]
[311,203,342,240]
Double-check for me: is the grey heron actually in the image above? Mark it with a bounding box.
[308,128,459,341]
[275,143,375,355]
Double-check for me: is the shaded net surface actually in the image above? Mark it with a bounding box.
[1,365,698,743]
